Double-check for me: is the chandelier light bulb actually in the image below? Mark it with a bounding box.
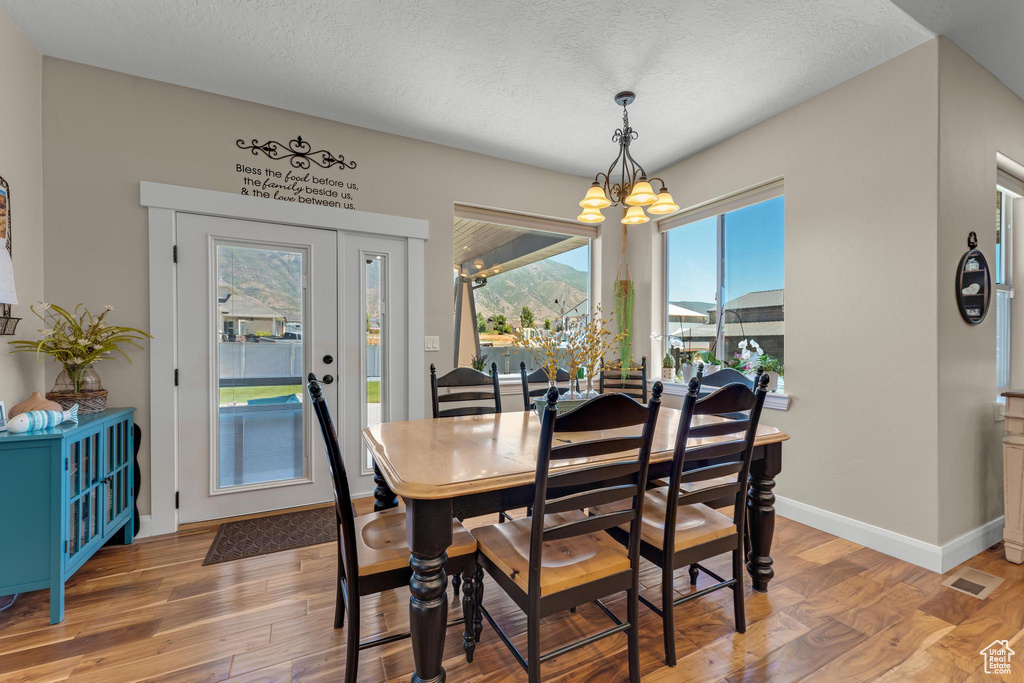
[579,183,612,209]
[577,207,606,223]
[647,189,680,215]
[621,205,650,224]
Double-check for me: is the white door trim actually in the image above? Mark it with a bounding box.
[142,181,427,536]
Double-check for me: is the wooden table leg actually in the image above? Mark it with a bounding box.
[373,460,399,511]
[407,498,452,683]
[747,441,782,593]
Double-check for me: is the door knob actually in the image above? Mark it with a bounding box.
[323,354,334,364]
[321,374,334,384]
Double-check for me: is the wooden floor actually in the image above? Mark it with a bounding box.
[2,502,1023,682]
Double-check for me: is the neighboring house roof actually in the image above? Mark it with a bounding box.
[726,289,784,310]
[220,291,286,319]
[667,303,705,319]
[668,320,785,339]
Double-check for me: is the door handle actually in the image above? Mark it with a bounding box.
[321,374,334,384]
[323,354,334,364]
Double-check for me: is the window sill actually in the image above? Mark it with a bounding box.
[651,378,791,411]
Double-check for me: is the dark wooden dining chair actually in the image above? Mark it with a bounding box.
[430,362,502,418]
[593,372,770,666]
[598,355,648,403]
[307,374,480,681]
[471,383,664,683]
[519,361,573,410]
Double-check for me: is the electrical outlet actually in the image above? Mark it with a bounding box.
[424,336,440,352]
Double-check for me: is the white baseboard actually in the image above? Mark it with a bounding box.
[137,515,154,539]
[775,495,1004,574]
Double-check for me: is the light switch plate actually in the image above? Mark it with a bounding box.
[424,336,440,352]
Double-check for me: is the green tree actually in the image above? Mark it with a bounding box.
[477,312,487,333]
[492,314,510,334]
[544,318,551,330]
[520,306,535,329]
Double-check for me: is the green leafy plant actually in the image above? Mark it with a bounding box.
[757,354,784,376]
[469,354,489,372]
[662,353,675,369]
[477,313,487,333]
[520,306,535,329]
[700,350,722,366]
[543,318,551,330]
[10,303,153,392]
[255,330,271,337]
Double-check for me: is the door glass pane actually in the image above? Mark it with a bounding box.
[723,196,785,379]
[665,216,717,366]
[365,255,385,471]
[217,243,306,489]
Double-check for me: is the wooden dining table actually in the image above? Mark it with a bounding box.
[363,407,789,683]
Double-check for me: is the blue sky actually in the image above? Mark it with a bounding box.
[549,243,589,271]
[667,196,784,304]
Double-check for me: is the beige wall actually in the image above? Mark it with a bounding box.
[40,58,589,516]
[0,12,44,405]
[644,41,944,543]
[936,38,1024,544]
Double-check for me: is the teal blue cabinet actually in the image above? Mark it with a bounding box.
[0,407,135,623]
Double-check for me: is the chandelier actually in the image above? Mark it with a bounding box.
[577,92,679,224]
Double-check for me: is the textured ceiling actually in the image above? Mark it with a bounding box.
[893,0,1024,103]
[0,0,933,175]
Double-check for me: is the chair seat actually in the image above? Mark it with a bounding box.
[354,506,476,576]
[592,489,736,551]
[471,512,629,596]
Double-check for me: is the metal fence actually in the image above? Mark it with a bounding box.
[218,341,381,383]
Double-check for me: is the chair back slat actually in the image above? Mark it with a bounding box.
[677,482,742,507]
[544,484,638,515]
[660,373,771,556]
[554,393,651,431]
[431,362,502,418]
[438,391,498,403]
[688,419,751,439]
[677,461,744,485]
[542,509,636,542]
[307,373,360,596]
[682,438,749,462]
[526,382,664,602]
[698,367,752,389]
[693,383,756,415]
[550,435,646,461]
[547,460,640,490]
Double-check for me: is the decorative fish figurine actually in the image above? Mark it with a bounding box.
[7,404,79,433]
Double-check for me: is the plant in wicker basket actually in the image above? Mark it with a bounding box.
[9,303,152,414]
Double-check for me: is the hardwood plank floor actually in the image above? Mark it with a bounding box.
[1,501,1021,682]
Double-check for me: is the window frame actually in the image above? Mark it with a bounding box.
[997,173,1023,390]
[659,182,784,368]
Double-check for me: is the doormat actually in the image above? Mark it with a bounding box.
[203,506,337,565]
[940,566,1004,600]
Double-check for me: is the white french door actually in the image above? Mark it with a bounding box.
[176,214,338,523]
[174,214,408,523]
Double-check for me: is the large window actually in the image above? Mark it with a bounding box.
[997,170,1022,389]
[452,207,594,373]
[663,189,785,384]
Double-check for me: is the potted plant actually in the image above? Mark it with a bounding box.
[661,352,675,381]
[757,355,784,392]
[676,349,699,383]
[469,353,489,372]
[700,349,722,375]
[9,303,152,414]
